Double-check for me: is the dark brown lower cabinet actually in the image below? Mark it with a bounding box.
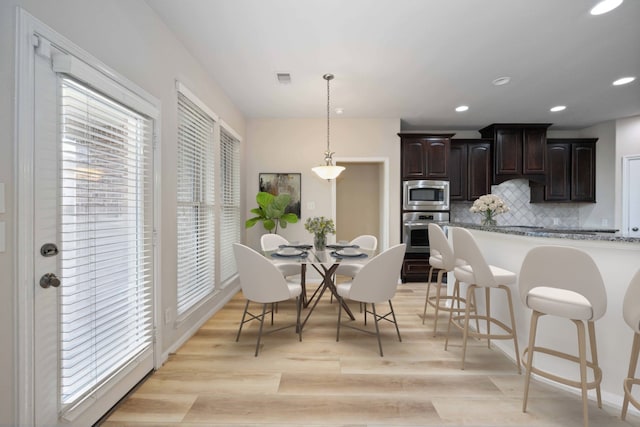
[402,254,430,283]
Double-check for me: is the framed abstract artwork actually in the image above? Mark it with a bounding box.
[258,173,301,218]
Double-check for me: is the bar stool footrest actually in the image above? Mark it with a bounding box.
[522,346,603,390]
[427,295,472,313]
[450,314,516,340]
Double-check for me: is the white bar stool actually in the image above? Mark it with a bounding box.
[519,246,606,427]
[622,269,640,420]
[444,227,521,373]
[422,224,475,336]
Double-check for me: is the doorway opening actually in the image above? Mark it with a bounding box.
[332,158,389,250]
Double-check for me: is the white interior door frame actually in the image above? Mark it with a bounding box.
[622,154,640,236]
[331,156,389,250]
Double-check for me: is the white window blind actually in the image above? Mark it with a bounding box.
[219,126,241,283]
[176,91,216,315]
[59,78,154,410]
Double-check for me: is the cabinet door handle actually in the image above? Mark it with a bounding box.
[632,227,639,232]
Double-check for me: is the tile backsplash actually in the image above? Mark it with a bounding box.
[450,179,580,227]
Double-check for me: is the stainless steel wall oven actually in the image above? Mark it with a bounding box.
[403,211,450,253]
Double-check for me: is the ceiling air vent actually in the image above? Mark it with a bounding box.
[277,73,291,84]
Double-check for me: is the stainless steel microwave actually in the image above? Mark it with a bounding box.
[403,180,450,211]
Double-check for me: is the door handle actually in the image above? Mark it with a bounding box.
[39,273,61,289]
[633,227,639,232]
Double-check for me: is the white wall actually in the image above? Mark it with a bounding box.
[615,115,640,227]
[244,118,401,250]
[0,1,245,424]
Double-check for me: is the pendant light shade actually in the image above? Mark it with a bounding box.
[312,73,345,180]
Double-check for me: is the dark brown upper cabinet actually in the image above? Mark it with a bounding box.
[530,138,597,203]
[479,124,550,184]
[399,133,454,180]
[449,140,491,201]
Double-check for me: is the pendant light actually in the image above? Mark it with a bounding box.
[312,73,345,180]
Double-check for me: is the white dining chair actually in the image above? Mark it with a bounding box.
[444,227,521,373]
[233,243,303,356]
[260,233,307,304]
[330,235,378,309]
[335,243,406,357]
[519,245,607,427]
[334,235,378,279]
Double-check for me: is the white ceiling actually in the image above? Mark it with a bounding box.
[146,0,640,131]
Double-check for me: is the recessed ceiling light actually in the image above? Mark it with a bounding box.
[590,0,623,15]
[550,105,566,112]
[334,107,344,115]
[613,76,636,86]
[455,105,469,112]
[492,76,511,86]
[276,73,291,84]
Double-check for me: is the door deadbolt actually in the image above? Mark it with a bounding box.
[40,243,59,257]
[40,273,61,289]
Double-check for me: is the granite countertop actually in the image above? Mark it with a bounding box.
[447,222,640,244]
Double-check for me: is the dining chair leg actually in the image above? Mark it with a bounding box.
[236,300,251,342]
[372,303,383,357]
[522,310,541,413]
[255,304,268,357]
[587,320,602,407]
[296,296,302,342]
[574,319,589,427]
[336,296,343,342]
[422,265,435,324]
[389,300,402,342]
[622,332,640,420]
[364,303,368,326]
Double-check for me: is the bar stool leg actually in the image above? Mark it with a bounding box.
[523,310,541,413]
[485,287,491,349]
[622,332,640,420]
[461,284,477,370]
[574,319,589,427]
[432,269,445,336]
[502,285,521,374]
[422,265,435,324]
[587,320,602,408]
[444,281,456,351]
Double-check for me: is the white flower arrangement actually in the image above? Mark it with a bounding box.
[469,194,509,225]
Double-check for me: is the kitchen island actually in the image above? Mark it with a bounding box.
[444,223,640,414]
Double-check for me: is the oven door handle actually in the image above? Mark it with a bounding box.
[404,221,432,227]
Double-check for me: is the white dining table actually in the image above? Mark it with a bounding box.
[266,245,375,329]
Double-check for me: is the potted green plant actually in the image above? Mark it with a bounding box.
[245,191,298,234]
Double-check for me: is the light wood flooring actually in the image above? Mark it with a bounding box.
[102,281,638,426]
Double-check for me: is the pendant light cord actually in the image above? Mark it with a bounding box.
[323,73,334,164]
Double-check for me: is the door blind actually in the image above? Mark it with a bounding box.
[176,91,215,315]
[219,127,241,283]
[59,78,154,409]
